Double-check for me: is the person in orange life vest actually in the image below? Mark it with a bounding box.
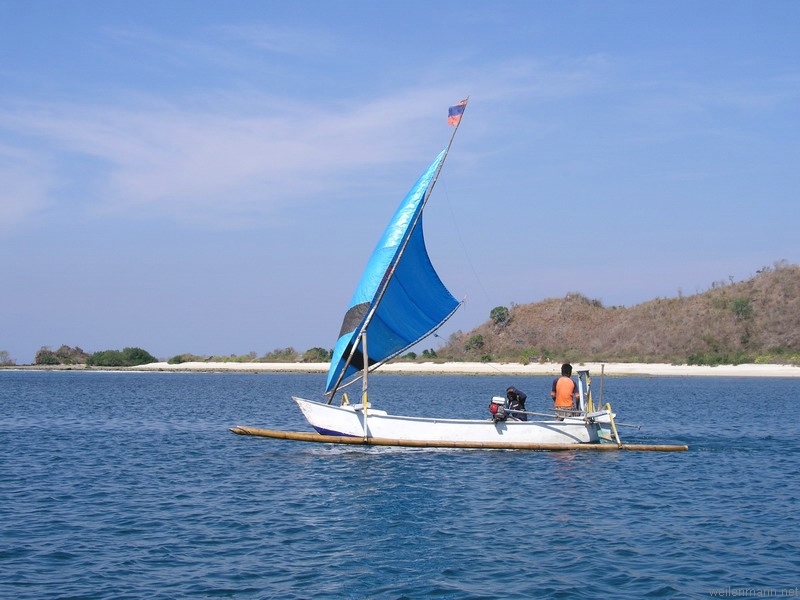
[504,386,527,421]
[551,363,578,418]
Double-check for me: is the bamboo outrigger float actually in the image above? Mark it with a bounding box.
[229,425,688,452]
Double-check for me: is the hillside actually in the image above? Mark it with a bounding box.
[437,262,800,366]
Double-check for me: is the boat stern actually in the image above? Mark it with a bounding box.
[584,409,618,444]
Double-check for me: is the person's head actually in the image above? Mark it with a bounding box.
[561,363,572,376]
[506,386,517,400]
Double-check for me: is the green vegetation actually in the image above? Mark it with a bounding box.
[400,349,437,360]
[261,347,299,362]
[167,348,303,364]
[464,334,484,353]
[490,306,510,326]
[35,345,90,366]
[301,347,331,362]
[36,352,61,365]
[729,297,753,321]
[0,350,14,366]
[687,350,751,366]
[518,348,554,365]
[168,353,202,364]
[86,347,157,367]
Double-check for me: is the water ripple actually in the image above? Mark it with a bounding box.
[1,372,799,598]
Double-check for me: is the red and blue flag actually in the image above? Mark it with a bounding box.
[448,99,467,126]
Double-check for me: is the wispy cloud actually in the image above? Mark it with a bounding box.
[0,92,461,229]
[215,23,338,58]
[0,12,632,234]
[4,40,789,234]
[101,22,340,76]
[0,144,53,234]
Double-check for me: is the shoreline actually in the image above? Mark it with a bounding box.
[125,360,800,377]
[5,361,799,377]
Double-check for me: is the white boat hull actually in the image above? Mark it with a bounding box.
[293,397,616,445]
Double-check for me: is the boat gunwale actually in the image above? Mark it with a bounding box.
[292,395,599,427]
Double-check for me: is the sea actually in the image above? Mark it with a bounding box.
[1,370,798,600]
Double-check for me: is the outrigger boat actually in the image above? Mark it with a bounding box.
[293,368,623,447]
[231,100,687,452]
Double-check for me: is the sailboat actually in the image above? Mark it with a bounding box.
[231,100,687,452]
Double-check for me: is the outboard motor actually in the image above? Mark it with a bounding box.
[489,396,507,422]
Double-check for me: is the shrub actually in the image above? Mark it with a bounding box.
[465,334,484,353]
[729,297,753,321]
[261,347,298,362]
[687,350,752,366]
[121,347,158,365]
[518,348,540,365]
[168,353,201,364]
[87,347,157,367]
[87,350,125,367]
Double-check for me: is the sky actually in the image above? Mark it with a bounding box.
[1,1,799,364]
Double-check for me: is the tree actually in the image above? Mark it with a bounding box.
[465,334,484,352]
[490,306,510,326]
[301,347,331,362]
[35,347,60,365]
[0,350,15,366]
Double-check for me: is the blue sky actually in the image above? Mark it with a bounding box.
[1,1,798,364]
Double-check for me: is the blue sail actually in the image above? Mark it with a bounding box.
[325,148,460,397]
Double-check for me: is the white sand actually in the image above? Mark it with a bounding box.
[131,361,800,377]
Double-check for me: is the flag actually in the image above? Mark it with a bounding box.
[448,99,467,126]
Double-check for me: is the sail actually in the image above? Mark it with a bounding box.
[325,148,460,397]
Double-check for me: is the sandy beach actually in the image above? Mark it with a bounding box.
[130,361,800,377]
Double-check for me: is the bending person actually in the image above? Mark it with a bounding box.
[504,386,528,421]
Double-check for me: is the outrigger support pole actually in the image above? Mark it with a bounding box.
[360,331,369,442]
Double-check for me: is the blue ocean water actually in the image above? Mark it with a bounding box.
[1,370,798,600]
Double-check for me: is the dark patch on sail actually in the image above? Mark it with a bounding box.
[349,346,364,371]
[338,302,369,339]
[341,344,378,372]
